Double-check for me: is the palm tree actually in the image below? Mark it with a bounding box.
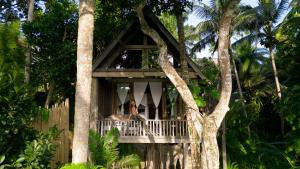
[190,2,254,168]
[237,0,289,100]
[191,0,254,139]
[249,0,289,136]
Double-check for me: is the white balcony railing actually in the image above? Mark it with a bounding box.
[98,120,190,143]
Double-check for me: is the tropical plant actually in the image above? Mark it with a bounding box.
[0,127,60,169]
[10,127,60,169]
[236,0,289,100]
[60,163,103,169]
[190,0,255,53]
[89,129,140,169]
[0,21,38,160]
[190,1,256,134]
[275,5,300,166]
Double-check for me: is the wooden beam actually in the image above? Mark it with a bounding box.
[92,71,198,78]
[111,78,168,82]
[92,21,135,71]
[124,45,157,50]
[100,34,137,68]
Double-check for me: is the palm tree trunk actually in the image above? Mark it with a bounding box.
[231,54,251,137]
[269,47,282,98]
[269,46,284,136]
[72,0,95,163]
[24,0,35,83]
[176,13,189,82]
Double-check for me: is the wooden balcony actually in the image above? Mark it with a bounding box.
[98,120,191,143]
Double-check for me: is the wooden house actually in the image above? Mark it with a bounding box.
[90,9,204,145]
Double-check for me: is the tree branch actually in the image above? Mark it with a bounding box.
[209,0,239,128]
[135,2,203,138]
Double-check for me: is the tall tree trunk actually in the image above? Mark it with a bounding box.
[44,81,54,107]
[269,46,282,99]
[269,46,284,136]
[135,1,203,135]
[230,50,251,137]
[176,13,189,82]
[137,1,238,168]
[201,1,238,169]
[176,11,201,169]
[136,3,203,168]
[24,0,35,83]
[72,0,95,163]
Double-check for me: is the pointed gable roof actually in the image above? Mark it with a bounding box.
[92,8,207,80]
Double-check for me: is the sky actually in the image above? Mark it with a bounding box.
[187,0,258,26]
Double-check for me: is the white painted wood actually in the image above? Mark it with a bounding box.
[98,119,190,143]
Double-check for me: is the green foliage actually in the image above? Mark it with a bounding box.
[227,161,239,169]
[22,0,78,102]
[0,22,38,160]
[189,58,219,111]
[0,127,60,169]
[94,0,134,57]
[226,129,293,169]
[89,129,140,169]
[190,81,206,108]
[60,163,104,169]
[0,0,29,22]
[9,127,60,169]
[275,6,300,166]
[158,13,178,40]
[148,0,193,14]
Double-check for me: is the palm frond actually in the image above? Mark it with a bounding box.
[231,32,265,48]
[257,0,277,22]
[103,128,119,167]
[192,19,217,36]
[89,129,120,168]
[193,3,217,20]
[113,154,141,169]
[232,6,257,32]
[273,0,290,23]
[191,33,217,53]
[89,130,106,165]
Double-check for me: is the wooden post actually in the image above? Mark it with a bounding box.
[162,85,167,119]
[90,78,99,131]
[183,143,189,169]
[142,35,149,69]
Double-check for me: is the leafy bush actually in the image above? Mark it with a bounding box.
[60,163,103,169]
[1,127,59,169]
[89,129,140,169]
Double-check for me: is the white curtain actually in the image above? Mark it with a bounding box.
[134,82,148,110]
[149,82,162,120]
[117,84,129,115]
